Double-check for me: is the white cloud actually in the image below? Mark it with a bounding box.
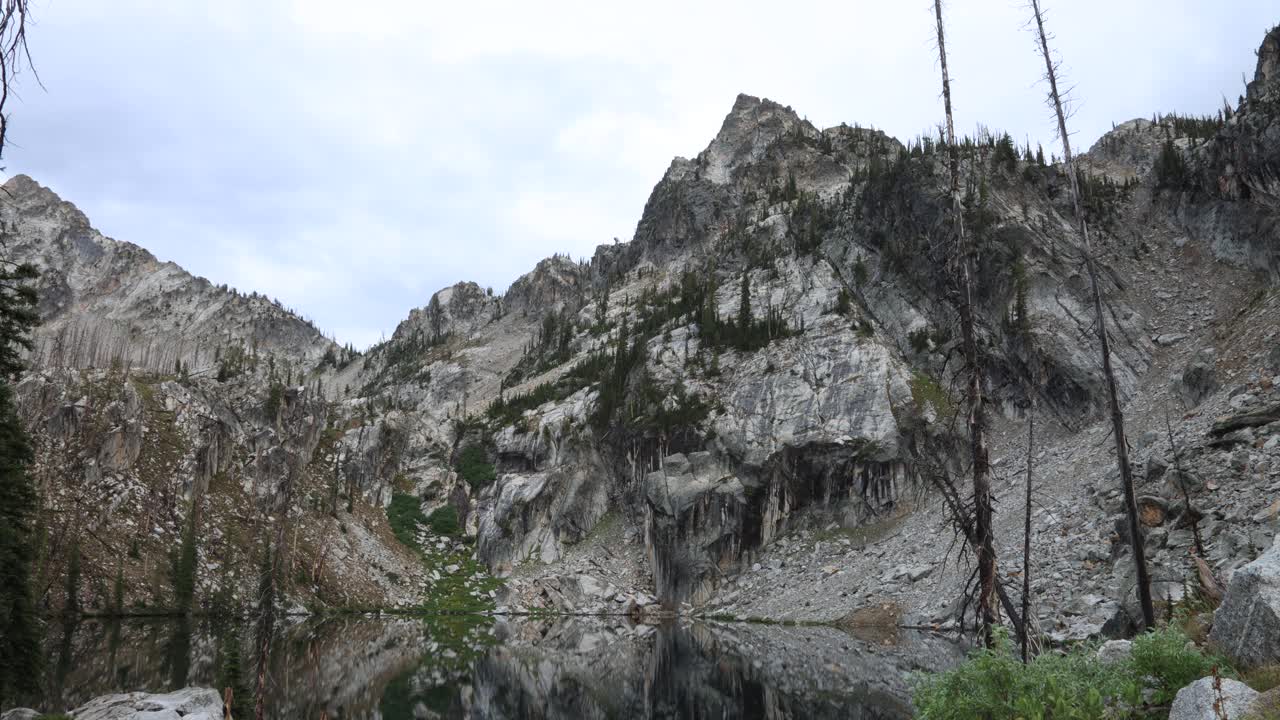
[5,0,1274,349]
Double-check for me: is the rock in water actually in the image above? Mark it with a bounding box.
[1168,677,1257,720]
[69,687,223,720]
[1209,540,1280,669]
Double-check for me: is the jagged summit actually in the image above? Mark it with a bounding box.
[700,94,813,184]
[3,173,93,231]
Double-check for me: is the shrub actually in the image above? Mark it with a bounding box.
[428,506,460,536]
[1130,624,1226,704]
[915,625,1233,720]
[386,493,427,548]
[914,630,1139,720]
[456,445,496,490]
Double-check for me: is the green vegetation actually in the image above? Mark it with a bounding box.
[214,343,250,382]
[387,493,428,549]
[216,624,251,720]
[910,370,952,418]
[504,308,578,386]
[0,257,41,704]
[263,381,284,422]
[455,445,496,490]
[991,132,1019,174]
[427,506,461,536]
[1153,139,1191,191]
[415,543,503,614]
[914,625,1234,720]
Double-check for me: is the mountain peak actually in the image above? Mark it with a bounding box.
[701,93,811,184]
[2,174,91,229]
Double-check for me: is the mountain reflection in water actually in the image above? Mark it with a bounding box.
[26,615,963,718]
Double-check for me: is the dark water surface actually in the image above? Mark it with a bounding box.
[23,615,963,718]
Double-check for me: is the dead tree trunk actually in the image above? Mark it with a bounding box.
[1021,403,1034,662]
[933,0,998,644]
[1028,0,1154,630]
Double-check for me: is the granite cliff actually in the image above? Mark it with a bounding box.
[5,26,1279,642]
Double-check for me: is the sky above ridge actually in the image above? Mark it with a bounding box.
[1,0,1272,348]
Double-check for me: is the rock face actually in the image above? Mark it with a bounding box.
[5,28,1280,624]
[1209,540,1280,668]
[1168,677,1258,720]
[69,687,223,720]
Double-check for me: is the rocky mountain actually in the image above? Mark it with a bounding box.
[5,26,1278,641]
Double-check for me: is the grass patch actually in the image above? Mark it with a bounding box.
[1243,664,1280,693]
[914,625,1234,719]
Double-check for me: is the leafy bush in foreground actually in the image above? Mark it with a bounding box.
[914,625,1229,720]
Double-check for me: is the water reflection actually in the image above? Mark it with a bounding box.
[25,615,962,718]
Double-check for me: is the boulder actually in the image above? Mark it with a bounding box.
[1267,343,1280,372]
[1179,348,1219,407]
[1168,677,1257,720]
[1209,540,1280,668]
[0,710,41,720]
[1095,639,1132,664]
[70,688,223,720]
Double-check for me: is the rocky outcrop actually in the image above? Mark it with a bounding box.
[645,449,911,606]
[1209,539,1280,669]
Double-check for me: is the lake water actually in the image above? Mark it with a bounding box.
[21,615,964,718]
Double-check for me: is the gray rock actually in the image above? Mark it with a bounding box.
[1168,677,1257,720]
[1209,540,1280,668]
[70,688,223,720]
[0,710,41,720]
[1095,639,1132,664]
[1179,348,1219,406]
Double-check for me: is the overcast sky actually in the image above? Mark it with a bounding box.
[2,1,1272,348]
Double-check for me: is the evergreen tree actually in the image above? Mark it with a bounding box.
[0,253,40,705]
[1153,139,1189,191]
[737,270,752,340]
[217,625,252,719]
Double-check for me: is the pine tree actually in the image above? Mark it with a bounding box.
[737,270,752,345]
[0,249,40,706]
